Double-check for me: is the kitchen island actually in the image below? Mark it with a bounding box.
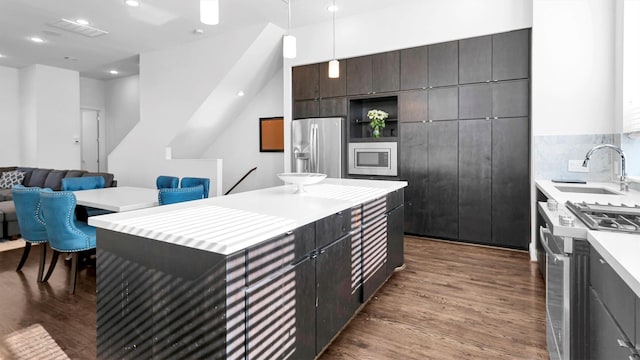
[89,178,406,360]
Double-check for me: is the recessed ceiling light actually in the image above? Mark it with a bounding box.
[75,19,90,25]
[0,53,4,58]
[237,90,245,97]
[30,37,44,43]
[193,29,204,35]
[327,5,338,12]
[109,70,119,75]
[125,0,140,7]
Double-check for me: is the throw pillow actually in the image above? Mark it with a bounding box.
[0,171,25,189]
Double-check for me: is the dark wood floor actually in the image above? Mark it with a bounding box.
[0,237,547,359]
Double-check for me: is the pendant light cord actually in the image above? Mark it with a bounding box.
[287,0,291,35]
[332,0,336,59]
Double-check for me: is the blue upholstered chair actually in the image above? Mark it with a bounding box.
[158,185,205,205]
[180,177,210,198]
[11,185,51,282]
[61,176,105,191]
[39,191,96,294]
[156,175,179,189]
[61,176,108,220]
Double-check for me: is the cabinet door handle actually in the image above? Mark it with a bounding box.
[286,231,293,235]
[599,258,606,265]
[617,338,632,348]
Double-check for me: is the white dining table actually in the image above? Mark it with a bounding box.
[73,186,159,212]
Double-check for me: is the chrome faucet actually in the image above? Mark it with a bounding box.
[582,144,628,191]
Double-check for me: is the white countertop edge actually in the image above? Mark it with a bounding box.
[90,179,407,255]
[587,231,640,299]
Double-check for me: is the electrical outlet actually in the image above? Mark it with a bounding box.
[568,160,589,173]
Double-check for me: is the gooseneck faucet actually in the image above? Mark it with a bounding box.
[582,144,628,191]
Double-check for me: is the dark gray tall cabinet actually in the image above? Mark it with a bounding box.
[399,28,530,249]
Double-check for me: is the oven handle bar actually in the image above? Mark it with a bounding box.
[539,226,565,263]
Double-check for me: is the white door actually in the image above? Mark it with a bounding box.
[81,110,100,172]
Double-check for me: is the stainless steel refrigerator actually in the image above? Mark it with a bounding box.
[291,117,345,178]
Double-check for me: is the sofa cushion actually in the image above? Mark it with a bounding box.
[0,171,25,189]
[24,169,52,187]
[64,170,87,178]
[0,201,17,222]
[15,167,35,185]
[0,189,13,201]
[83,172,114,187]
[43,170,68,191]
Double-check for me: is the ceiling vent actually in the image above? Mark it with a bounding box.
[49,19,108,38]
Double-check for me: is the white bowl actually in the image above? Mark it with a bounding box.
[277,173,327,193]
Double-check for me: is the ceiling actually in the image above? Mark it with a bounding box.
[0,0,397,80]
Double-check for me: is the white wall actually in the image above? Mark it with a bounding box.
[80,77,107,171]
[532,0,616,136]
[203,70,284,194]
[104,75,139,156]
[108,24,282,190]
[0,66,20,165]
[19,65,81,169]
[283,0,533,171]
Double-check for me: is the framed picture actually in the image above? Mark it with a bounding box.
[259,117,284,152]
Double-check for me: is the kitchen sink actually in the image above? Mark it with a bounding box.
[554,186,620,195]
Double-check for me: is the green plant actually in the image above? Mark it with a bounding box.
[367,109,389,138]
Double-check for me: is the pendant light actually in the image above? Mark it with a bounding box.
[283,0,296,58]
[328,0,339,78]
[200,0,219,25]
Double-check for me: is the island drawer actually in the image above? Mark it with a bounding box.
[246,223,315,287]
[316,210,351,248]
[590,245,636,344]
[386,188,404,211]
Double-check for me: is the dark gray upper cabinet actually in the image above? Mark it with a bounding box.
[491,117,530,249]
[319,97,347,117]
[372,51,400,93]
[400,122,428,235]
[428,41,458,87]
[346,56,373,95]
[460,79,528,119]
[400,46,428,90]
[399,90,428,123]
[492,29,530,81]
[292,64,319,100]
[458,119,491,243]
[427,121,458,239]
[293,100,319,119]
[319,61,346,98]
[493,79,529,118]
[459,35,492,84]
[429,86,458,120]
[459,83,492,119]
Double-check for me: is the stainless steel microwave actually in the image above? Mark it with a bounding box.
[348,142,398,176]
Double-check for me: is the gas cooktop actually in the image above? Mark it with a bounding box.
[565,201,640,234]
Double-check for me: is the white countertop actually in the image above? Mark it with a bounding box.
[89,178,407,255]
[536,180,640,298]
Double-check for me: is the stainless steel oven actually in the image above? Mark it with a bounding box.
[348,142,397,176]
[539,226,571,360]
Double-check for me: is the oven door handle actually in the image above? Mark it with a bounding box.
[539,226,564,263]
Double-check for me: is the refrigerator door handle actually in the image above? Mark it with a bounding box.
[314,124,320,173]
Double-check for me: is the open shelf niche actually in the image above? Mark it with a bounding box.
[348,96,398,141]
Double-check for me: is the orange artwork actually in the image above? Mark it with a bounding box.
[260,117,284,152]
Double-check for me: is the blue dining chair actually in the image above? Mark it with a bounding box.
[158,185,204,205]
[61,176,105,191]
[61,176,108,220]
[12,185,51,282]
[156,175,179,189]
[39,191,96,294]
[180,177,210,198]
